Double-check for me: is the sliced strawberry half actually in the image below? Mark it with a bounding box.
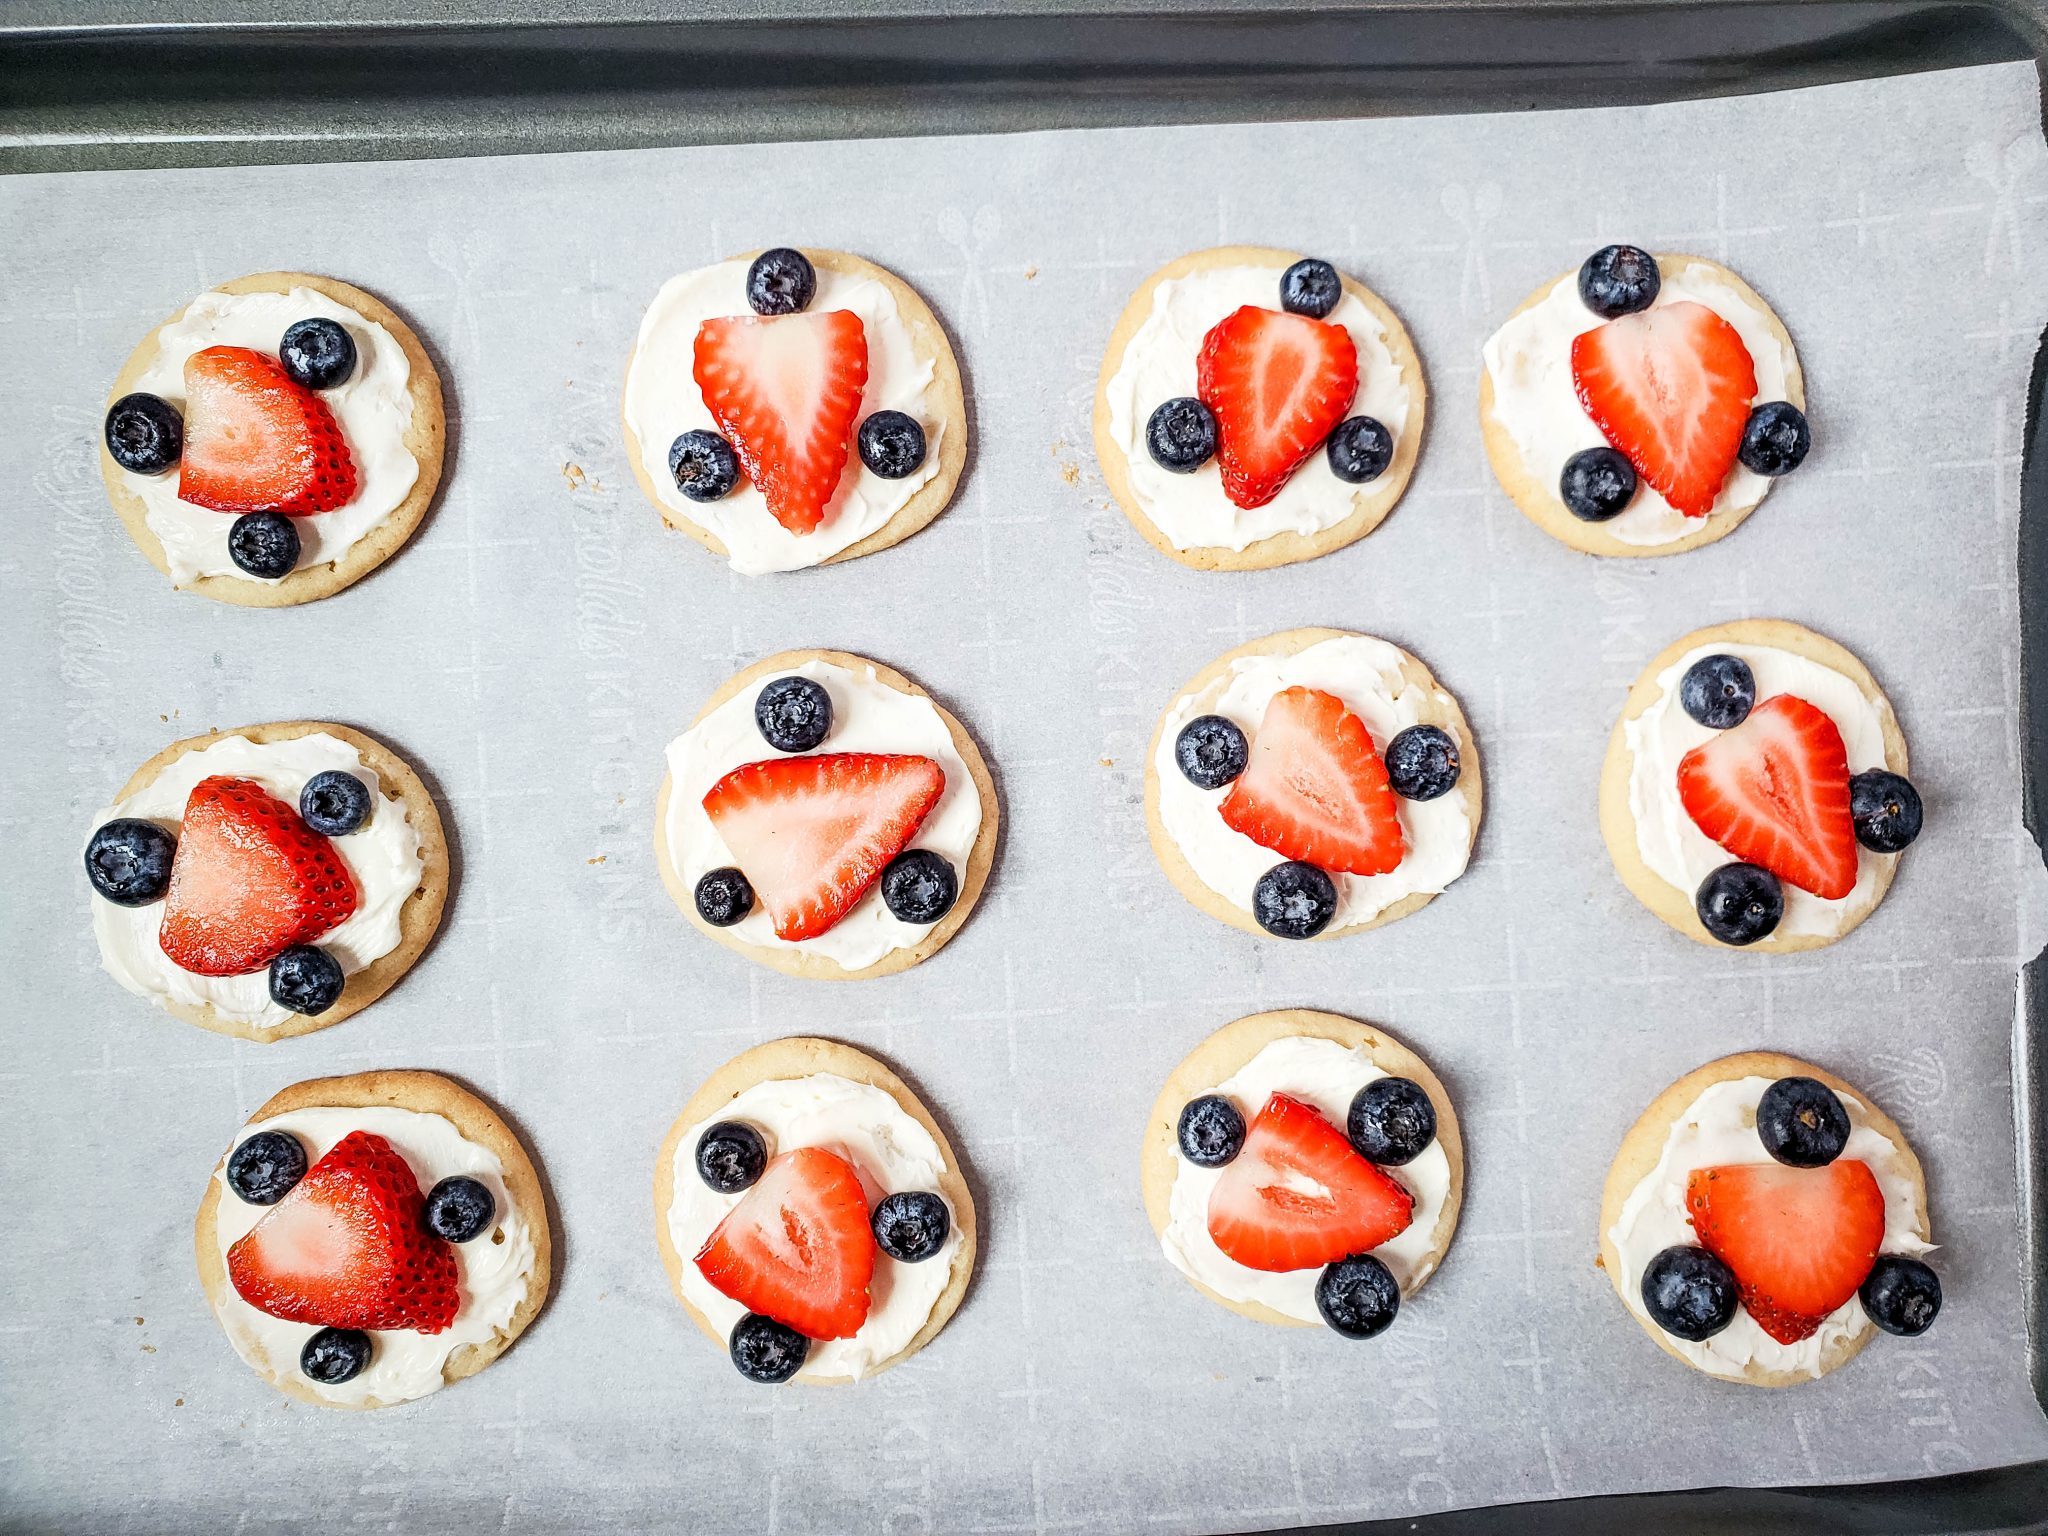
[701,752,943,942]
[1684,1160,1884,1344]
[1218,687,1405,876]
[695,1146,876,1340]
[177,345,358,514]
[1677,694,1857,900]
[1569,301,1756,517]
[1196,305,1358,508]
[227,1130,459,1333]
[1207,1093,1415,1273]
[158,775,359,977]
[693,309,868,535]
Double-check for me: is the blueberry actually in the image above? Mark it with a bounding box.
[1738,401,1810,477]
[1578,244,1661,319]
[1860,1255,1942,1337]
[745,248,816,316]
[1325,416,1394,484]
[279,318,357,390]
[1347,1077,1437,1166]
[1695,862,1783,946]
[425,1175,497,1242]
[1252,861,1338,939]
[668,430,739,501]
[695,868,754,927]
[729,1311,809,1382]
[1279,258,1342,319]
[1174,715,1248,789]
[696,1121,767,1194]
[1679,654,1756,730]
[300,1327,372,1385]
[226,1129,308,1205]
[299,770,371,836]
[1176,1095,1246,1168]
[1315,1254,1400,1339]
[1851,769,1923,853]
[880,849,957,925]
[84,818,175,906]
[1384,724,1460,802]
[857,411,927,479]
[104,392,182,475]
[1559,446,1638,521]
[754,675,832,752]
[1756,1076,1851,1168]
[269,945,345,1015]
[227,511,300,579]
[1145,397,1217,473]
[1640,1245,1738,1341]
[872,1191,951,1262]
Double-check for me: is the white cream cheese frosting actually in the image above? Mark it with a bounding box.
[1153,635,1473,933]
[1481,264,1793,546]
[1161,1036,1451,1321]
[663,659,980,971]
[1624,642,1892,939]
[1104,263,1412,551]
[88,732,425,1029]
[1608,1075,1931,1381]
[623,258,942,575]
[211,1105,538,1407]
[666,1072,962,1381]
[121,287,418,585]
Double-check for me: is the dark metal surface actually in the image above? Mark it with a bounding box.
[3,2,2045,1532]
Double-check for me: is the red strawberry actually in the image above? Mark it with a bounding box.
[701,753,943,942]
[1684,1160,1885,1344]
[1196,306,1358,508]
[1676,694,1857,900]
[695,1147,876,1340]
[227,1130,459,1333]
[692,309,868,535]
[1206,1093,1414,1273]
[1218,687,1405,876]
[157,776,359,977]
[1569,301,1756,517]
[176,346,358,515]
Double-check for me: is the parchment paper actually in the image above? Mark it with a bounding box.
[5,59,2048,1535]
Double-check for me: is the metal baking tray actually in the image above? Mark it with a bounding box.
[3,3,2045,1533]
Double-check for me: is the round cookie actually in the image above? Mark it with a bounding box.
[1597,1050,1929,1387]
[1141,1009,1465,1327]
[622,248,968,569]
[1144,627,1482,940]
[653,1036,977,1383]
[101,271,446,606]
[1599,619,1907,953]
[100,720,450,1041]
[194,1070,553,1411]
[655,649,998,980]
[1093,245,1428,571]
[1480,253,1804,558]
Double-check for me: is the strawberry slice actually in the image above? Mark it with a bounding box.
[693,309,868,535]
[158,776,359,977]
[1677,694,1857,900]
[1195,305,1358,509]
[701,753,943,942]
[1207,1093,1414,1273]
[1217,687,1405,876]
[695,1147,876,1340]
[1684,1160,1884,1344]
[227,1130,459,1333]
[1570,301,1756,517]
[177,346,358,515]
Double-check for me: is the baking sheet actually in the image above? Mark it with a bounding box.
[4,59,2048,1535]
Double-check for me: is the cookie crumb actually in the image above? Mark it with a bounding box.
[174,1399,184,1407]
[562,462,588,492]
[1099,757,1114,768]
[1059,461,1080,486]
[135,1317,145,1326]
[141,1344,156,1354]
[1023,264,1039,281]
[588,854,608,865]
